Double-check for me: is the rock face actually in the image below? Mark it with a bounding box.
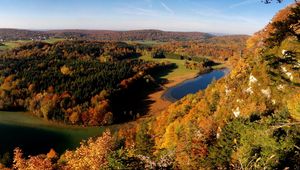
[232,107,240,117]
[245,86,254,94]
[249,74,258,85]
[281,66,294,81]
[261,88,271,98]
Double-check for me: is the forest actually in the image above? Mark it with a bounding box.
[0,41,176,125]
[152,35,249,61]
[0,2,299,169]
[0,34,236,127]
[2,3,298,170]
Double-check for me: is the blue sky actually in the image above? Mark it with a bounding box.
[0,0,296,34]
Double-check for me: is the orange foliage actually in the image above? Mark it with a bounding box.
[62,130,113,170]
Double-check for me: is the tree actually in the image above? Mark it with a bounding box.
[266,5,300,47]
[262,0,298,3]
[262,0,283,3]
[151,49,165,58]
[62,130,113,170]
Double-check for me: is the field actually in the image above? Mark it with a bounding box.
[0,38,65,51]
[139,54,199,79]
[126,40,164,46]
[0,111,118,156]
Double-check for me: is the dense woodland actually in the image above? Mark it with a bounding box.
[0,38,224,126]
[116,4,300,169]
[152,35,249,61]
[0,3,299,170]
[0,41,175,125]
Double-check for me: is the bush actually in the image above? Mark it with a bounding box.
[151,50,165,58]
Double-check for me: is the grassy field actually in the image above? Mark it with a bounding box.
[43,38,65,43]
[0,45,8,51]
[0,38,65,51]
[139,54,199,79]
[125,40,164,46]
[0,111,118,156]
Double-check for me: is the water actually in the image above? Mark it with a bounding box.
[163,68,229,102]
[0,111,116,159]
[0,68,229,162]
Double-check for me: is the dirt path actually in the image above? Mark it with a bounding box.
[146,73,198,115]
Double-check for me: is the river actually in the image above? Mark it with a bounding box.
[0,68,229,161]
[163,68,230,102]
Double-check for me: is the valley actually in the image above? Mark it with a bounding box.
[0,1,299,169]
[0,48,228,160]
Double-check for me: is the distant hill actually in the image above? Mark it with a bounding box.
[0,29,215,41]
[0,29,50,41]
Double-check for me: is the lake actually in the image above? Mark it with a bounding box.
[163,68,230,102]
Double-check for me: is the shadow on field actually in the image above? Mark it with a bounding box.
[111,64,177,123]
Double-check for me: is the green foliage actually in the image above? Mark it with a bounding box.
[135,121,154,155]
[1,56,136,102]
[207,118,242,168]
[151,49,165,58]
[0,41,170,125]
[0,152,11,167]
[209,91,220,112]
[208,115,300,169]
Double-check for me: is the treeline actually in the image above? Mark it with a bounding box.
[151,49,215,73]
[0,29,50,41]
[151,49,212,63]
[50,29,213,41]
[152,35,248,61]
[0,41,171,125]
[0,29,212,41]
[1,40,138,60]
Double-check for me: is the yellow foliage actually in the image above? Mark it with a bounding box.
[160,120,180,149]
[60,65,72,75]
[13,148,53,170]
[287,93,300,121]
[69,111,80,124]
[62,130,113,170]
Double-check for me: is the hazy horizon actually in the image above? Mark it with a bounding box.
[0,0,296,35]
[0,28,250,36]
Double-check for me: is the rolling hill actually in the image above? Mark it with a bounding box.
[0,29,214,41]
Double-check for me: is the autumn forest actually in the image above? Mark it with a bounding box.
[0,0,299,169]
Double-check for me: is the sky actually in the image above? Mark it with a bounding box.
[0,0,296,35]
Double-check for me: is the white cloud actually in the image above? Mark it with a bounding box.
[230,0,257,8]
[160,1,174,15]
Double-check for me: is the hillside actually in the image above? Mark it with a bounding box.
[142,3,300,169]
[0,29,213,41]
[153,35,249,61]
[0,41,175,126]
[0,29,50,41]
